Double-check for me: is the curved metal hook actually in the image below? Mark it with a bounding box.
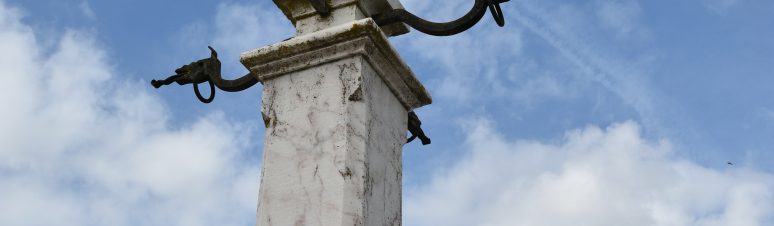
[373,0,509,36]
[151,46,259,104]
[488,1,506,27]
[194,80,215,104]
[204,46,260,93]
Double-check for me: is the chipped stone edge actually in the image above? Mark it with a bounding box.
[240,18,431,110]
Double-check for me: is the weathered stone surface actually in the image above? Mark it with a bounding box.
[257,56,403,226]
[273,0,409,36]
[243,18,429,226]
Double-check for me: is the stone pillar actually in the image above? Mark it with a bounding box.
[240,1,431,226]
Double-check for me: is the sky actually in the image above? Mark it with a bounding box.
[1,0,773,225]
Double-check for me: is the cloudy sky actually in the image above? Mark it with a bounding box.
[1,0,773,225]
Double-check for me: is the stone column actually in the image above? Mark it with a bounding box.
[240,1,431,226]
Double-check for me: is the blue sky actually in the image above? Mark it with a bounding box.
[1,0,773,225]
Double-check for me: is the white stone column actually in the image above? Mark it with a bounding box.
[240,2,431,225]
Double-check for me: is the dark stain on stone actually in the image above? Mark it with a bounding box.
[339,167,352,179]
[262,112,271,128]
[348,86,363,101]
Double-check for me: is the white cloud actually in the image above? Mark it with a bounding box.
[405,120,774,226]
[0,2,260,226]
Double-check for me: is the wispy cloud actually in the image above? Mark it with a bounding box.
[171,2,293,77]
[594,0,647,39]
[396,0,662,120]
[78,1,95,20]
[511,1,659,125]
[394,0,703,151]
[212,2,292,74]
[395,1,530,105]
[702,0,743,14]
[406,119,774,226]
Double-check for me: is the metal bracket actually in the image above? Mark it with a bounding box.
[309,0,330,17]
[151,46,259,104]
[373,0,508,36]
[407,111,431,145]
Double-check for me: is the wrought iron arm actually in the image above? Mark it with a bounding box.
[151,46,259,104]
[308,0,330,16]
[407,111,431,145]
[373,0,508,36]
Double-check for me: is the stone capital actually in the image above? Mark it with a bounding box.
[273,0,409,36]
[241,18,431,110]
